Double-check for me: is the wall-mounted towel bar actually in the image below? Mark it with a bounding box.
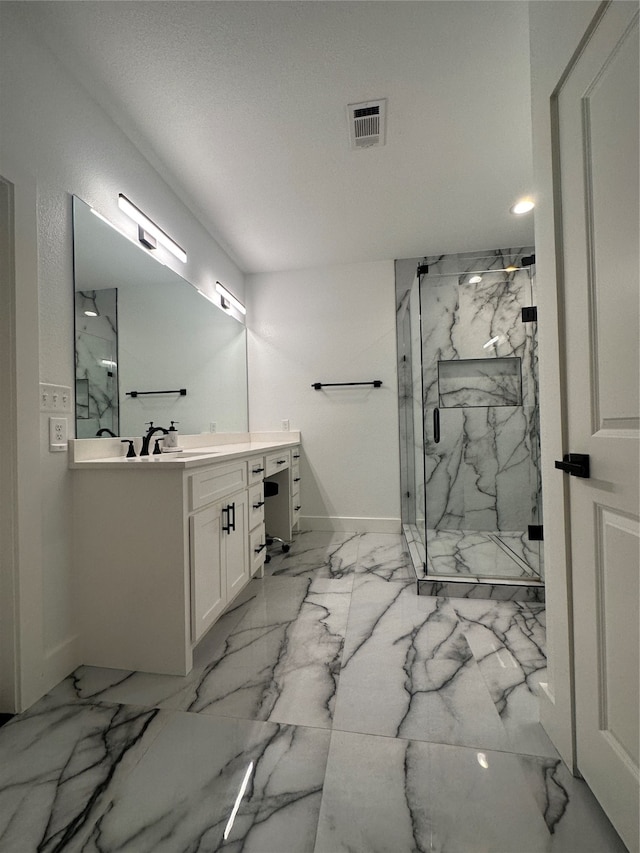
[126,388,187,398]
[311,380,382,390]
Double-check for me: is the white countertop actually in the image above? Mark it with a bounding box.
[69,432,300,470]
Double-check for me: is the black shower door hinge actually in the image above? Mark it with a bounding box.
[528,525,544,541]
[522,306,538,323]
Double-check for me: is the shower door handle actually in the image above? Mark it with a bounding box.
[433,408,440,444]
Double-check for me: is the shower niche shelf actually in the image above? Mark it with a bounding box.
[437,356,522,408]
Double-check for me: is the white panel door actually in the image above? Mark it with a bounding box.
[555,3,639,850]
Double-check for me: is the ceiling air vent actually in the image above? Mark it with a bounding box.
[348,99,387,149]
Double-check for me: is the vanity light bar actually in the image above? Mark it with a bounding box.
[215,281,246,315]
[118,194,187,263]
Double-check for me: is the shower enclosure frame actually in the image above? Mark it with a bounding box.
[396,248,544,601]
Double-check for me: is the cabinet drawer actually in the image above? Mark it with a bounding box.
[250,524,267,575]
[292,499,302,525]
[265,449,291,476]
[189,462,247,511]
[291,447,301,464]
[291,465,301,490]
[248,482,265,529]
[248,456,266,485]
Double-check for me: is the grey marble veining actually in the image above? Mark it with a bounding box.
[0,532,622,853]
[0,697,166,852]
[79,714,330,853]
[265,531,360,579]
[426,528,540,579]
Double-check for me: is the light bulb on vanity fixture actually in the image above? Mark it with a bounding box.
[117,194,187,263]
[215,281,246,315]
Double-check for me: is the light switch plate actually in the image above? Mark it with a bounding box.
[40,383,72,413]
[49,416,68,452]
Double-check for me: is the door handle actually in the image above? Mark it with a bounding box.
[555,453,590,478]
[433,408,440,444]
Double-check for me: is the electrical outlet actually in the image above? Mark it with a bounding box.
[49,416,68,452]
[281,419,290,431]
[210,422,217,433]
[40,383,72,413]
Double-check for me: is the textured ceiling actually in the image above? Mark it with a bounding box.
[26,1,535,273]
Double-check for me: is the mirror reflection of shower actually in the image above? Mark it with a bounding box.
[396,248,543,587]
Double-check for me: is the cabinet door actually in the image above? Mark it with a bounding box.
[224,489,250,601]
[190,504,225,643]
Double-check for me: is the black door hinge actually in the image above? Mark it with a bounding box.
[522,306,537,323]
[417,264,429,277]
[521,253,536,267]
[528,525,544,541]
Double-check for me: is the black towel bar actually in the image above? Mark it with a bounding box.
[126,388,187,398]
[311,380,382,390]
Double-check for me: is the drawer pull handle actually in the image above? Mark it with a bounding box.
[222,505,231,533]
[293,477,301,483]
[293,454,300,459]
[277,459,286,465]
[254,543,267,554]
[252,467,265,474]
[294,505,301,511]
[253,500,265,509]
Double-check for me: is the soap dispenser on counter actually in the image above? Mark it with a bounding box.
[164,421,179,450]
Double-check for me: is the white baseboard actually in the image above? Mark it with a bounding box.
[300,516,401,534]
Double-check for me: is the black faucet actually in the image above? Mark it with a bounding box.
[96,428,117,437]
[140,422,169,456]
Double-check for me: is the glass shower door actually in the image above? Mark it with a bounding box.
[420,257,542,581]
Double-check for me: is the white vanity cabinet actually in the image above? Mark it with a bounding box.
[189,463,249,644]
[71,435,301,677]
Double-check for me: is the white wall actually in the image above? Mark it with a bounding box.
[247,261,401,532]
[0,6,245,710]
[529,0,601,769]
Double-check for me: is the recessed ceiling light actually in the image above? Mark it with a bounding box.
[84,310,98,317]
[469,275,483,284]
[510,198,535,215]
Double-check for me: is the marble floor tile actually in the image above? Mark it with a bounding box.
[265,530,360,579]
[315,731,550,853]
[334,590,511,750]
[1,526,626,853]
[0,698,167,853]
[355,532,415,582]
[453,599,556,757]
[518,754,629,852]
[78,713,330,853]
[184,576,352,729]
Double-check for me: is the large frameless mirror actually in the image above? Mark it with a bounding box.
[72,195,248,439]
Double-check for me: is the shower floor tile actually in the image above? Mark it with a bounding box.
[426,527,541,579]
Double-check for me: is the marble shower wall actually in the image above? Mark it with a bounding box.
[75,289,119,438]
[419,248,540,537]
